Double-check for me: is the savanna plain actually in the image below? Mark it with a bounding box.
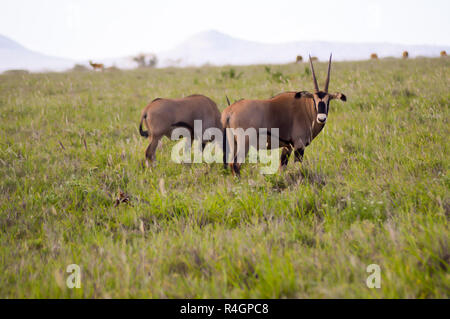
[0,58,448,298]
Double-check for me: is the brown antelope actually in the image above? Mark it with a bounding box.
[221,55,346,176]
[89,60,104,71]
[441,50,447,57]
[310,56,319,62]
[370,53,378,60]
[402,51,409,59]
[139,95,222,165]
[296,55,303,63]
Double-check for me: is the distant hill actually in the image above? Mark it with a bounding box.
[0,34,74,72]
[1,31,449,72]
[158,30,450,67]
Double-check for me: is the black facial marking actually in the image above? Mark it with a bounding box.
[316,92,327,99]
[318,101,326,114]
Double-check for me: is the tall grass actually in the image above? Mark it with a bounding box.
[0,58,448,298]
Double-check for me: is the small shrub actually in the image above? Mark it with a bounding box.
[70,64,89,72]
[264,66,290,84]
[3,69,29,75]
[221,68,243,80]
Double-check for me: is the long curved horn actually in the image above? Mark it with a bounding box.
[309,55,319,92]
[324,53,332,92]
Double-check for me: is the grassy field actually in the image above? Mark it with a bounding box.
[0,58,448,298]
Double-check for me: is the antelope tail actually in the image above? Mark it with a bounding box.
[222,127,227,167]
[139,113,149,138]
[222,114,232,168]
[223,96,231,166]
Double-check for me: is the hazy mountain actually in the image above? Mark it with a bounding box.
[158,30,450,67]
[1,30,448,72]
[0,34,74,72]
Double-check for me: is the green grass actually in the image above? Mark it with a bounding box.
[0,58,448,298]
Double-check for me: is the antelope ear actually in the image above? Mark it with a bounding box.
[295,91,314,99]
[331,92,346,102]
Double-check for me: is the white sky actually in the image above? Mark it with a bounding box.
[0,0,449,60]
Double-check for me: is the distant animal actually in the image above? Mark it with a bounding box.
[370,53,378,60]
[310,56,319,62]
[296,55,303,63]
[89,60,104,71]
[139,95,222,165]
[402,51,409,59]
[441,50,447,57]
[221,55,346,176]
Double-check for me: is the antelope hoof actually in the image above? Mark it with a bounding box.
[233,164,241,177]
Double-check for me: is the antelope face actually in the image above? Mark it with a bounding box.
[313,91,330,124]
[307,54,346,124]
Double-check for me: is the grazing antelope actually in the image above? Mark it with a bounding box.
[370,53,378,60]
[441,50,447,57]
[402,51,409,59]
[139,94,222,165]
[89,60,104,71]
[222,55,346,176]
[296,55,303,63]
[310,56,319,62]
